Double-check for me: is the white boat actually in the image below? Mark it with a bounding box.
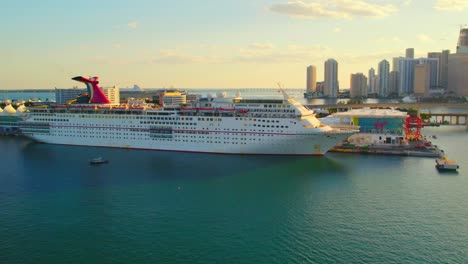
[435,158,459,171]
[18,76,358,155]
[90,157,109,165]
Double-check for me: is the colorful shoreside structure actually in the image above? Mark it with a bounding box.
[320,108,442,157]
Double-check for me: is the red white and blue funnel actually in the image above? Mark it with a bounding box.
[72,76,110,104]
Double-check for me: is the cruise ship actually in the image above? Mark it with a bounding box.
[18,76,358,155]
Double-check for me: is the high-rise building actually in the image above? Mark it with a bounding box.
[378,60,390,97]
[324,59,339,98]
[440,50,450,89]
[392,57,404,72]
[398,57,439,95]
[417,58,439,89]
[456,27,468,53]
[448,27,468,96]
[414,64,430,96]
[389,71,399,95]
[350,73,368,98]
[398,59,418,95]
[368,68,376,93]
[406,48,414,59]
[372,75,380,96]
[306,65,317,93]
[428,50,449,88]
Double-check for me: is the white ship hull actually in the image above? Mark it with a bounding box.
[20,114,354,155]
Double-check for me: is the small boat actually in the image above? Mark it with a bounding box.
[435,158,459,171]
[90,157,109,165]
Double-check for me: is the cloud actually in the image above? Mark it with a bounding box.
[269,0,398,19]
[417,34,433,42]
[152,50,224,64]
[375,36,403,44]
[403,0,412,6]
[127,21,139,28]
[434,0,468,11]
[236,44,332,63]
[249,42,274,50]
[147,43,332,65]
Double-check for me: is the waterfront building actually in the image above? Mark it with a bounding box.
[398,59,418,95]
[320,108,408,146]
[448,53,468,96]
[389,71,399,95]
[417,58,439,89]
[392,57,404,72]
[156,90,187,106]
[456,27,468,53]
[101,86,120,105]
[414,64,430,96]
[428,50,449,88]
[324,59,339,98]
[306,65,317,94]
[371,75,379,97]
[378,60,390,97]
[368,68,376,93]
[350,73,367,98]
[448,27,468,96]
[55,88,86,104]
[316,81,324,94]
[406,48,414,59]
[398,58,439,95]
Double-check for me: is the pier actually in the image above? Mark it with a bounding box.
[427,113,468,125]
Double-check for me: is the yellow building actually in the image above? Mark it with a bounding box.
[414,64,430,96]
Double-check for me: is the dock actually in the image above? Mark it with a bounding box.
[329,140,444,158]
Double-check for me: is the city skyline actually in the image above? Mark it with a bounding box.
[1,0,467,89]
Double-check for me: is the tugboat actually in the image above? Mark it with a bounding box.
[435,158,459,171]
[90,157,109,165]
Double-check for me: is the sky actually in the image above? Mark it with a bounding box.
[1,0,467,89]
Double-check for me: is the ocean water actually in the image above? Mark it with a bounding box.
[0,126,467,263]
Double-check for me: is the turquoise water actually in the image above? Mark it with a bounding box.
[1,126,467,263]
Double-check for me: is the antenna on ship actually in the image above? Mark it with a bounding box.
[276,82,290,101]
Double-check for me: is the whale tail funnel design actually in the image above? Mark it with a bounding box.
[72,76,110,104]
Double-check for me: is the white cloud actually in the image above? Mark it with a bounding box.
[236,44,331,63]
[375,36,403,44]
[152,50,224,64]
[403,0,412,6]
[249,42,274,50]
[127,21,139,28]
[269,0,398,19]
[434,0,468,11]
[417,34,433,42]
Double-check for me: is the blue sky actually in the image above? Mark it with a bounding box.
[1,0,467,89]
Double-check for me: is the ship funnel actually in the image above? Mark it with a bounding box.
[72,76,110,104]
